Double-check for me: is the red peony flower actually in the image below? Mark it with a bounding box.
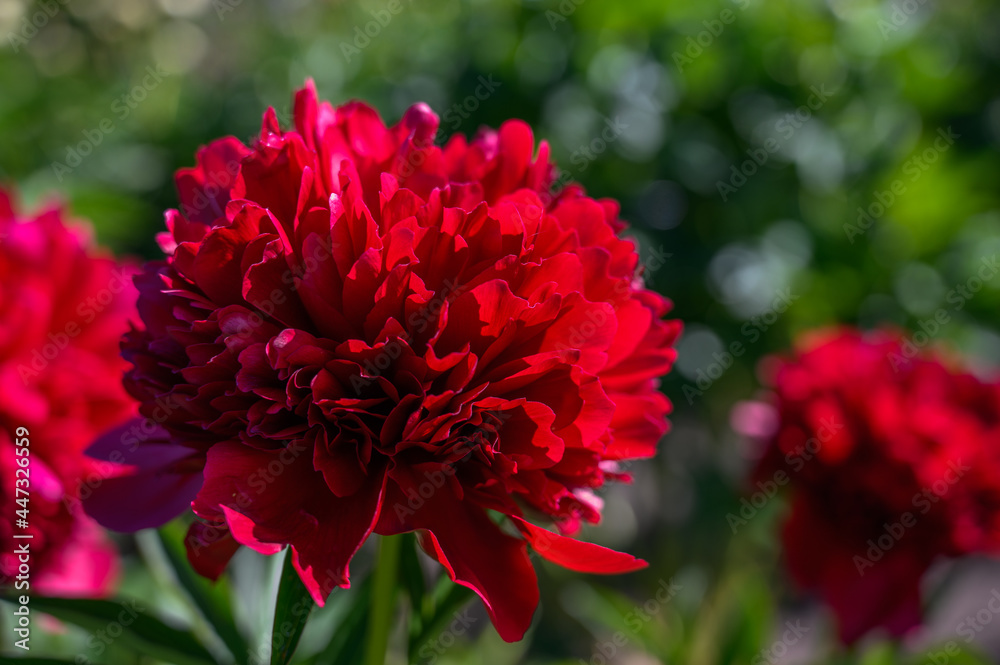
[0,187,136,597]
[83,81,680,641]
[745,328,1000,644]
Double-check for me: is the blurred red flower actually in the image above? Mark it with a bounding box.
[0,188,136,597]
[748,328,1000,643]
[83,81,680,641]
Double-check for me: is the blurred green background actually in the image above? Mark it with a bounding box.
[3,0,1000,663]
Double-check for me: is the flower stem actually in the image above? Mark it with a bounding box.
[364,534,401,665]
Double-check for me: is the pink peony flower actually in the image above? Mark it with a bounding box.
[0,187,136,597]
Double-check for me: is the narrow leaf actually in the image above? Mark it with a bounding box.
[399,533,427,635]
[270,548,315,665]
[408,578,474,659]
[305,577,372,665]
[156,522,249,665]
[2,595,216,665]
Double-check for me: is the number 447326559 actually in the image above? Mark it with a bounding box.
[14,426,29,524]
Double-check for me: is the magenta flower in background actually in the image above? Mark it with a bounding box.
[0,187,136,597]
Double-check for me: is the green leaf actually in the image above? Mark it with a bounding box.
[0,659,80,665]
[156,522,249,665]
[305,578,372,665]
[2,595,216,665]
[399,533,427,636]
[270,548,315,665]
[408,577,474,661]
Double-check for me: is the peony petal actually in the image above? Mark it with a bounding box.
[510,516,647,574]
[289,461,386,603]
[185,521,242,581]
[416,512,538,643]
[379,467,539,642]
[83,465,203,532]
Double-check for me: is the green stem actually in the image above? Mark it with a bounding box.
[364,535,402,665]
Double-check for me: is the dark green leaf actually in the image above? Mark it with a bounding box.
[156,522,249,665]
[408,578,474,661]
[398,533,426,637]
[2,595,216,665]
[305,578,372,665]
[270,548,315,665]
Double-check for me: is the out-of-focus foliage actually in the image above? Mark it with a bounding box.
[1,0,999,663]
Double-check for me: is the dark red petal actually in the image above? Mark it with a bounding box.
[175,137,251,224]
[83,420,204,531]
[185,522,241,581]
[289,462,386,603]
[195,440,386,604]
[83,465,202,532]
[417,517,538,642]
[85,417,168,464]
[380,467,539,642]
[781,492,926,644]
